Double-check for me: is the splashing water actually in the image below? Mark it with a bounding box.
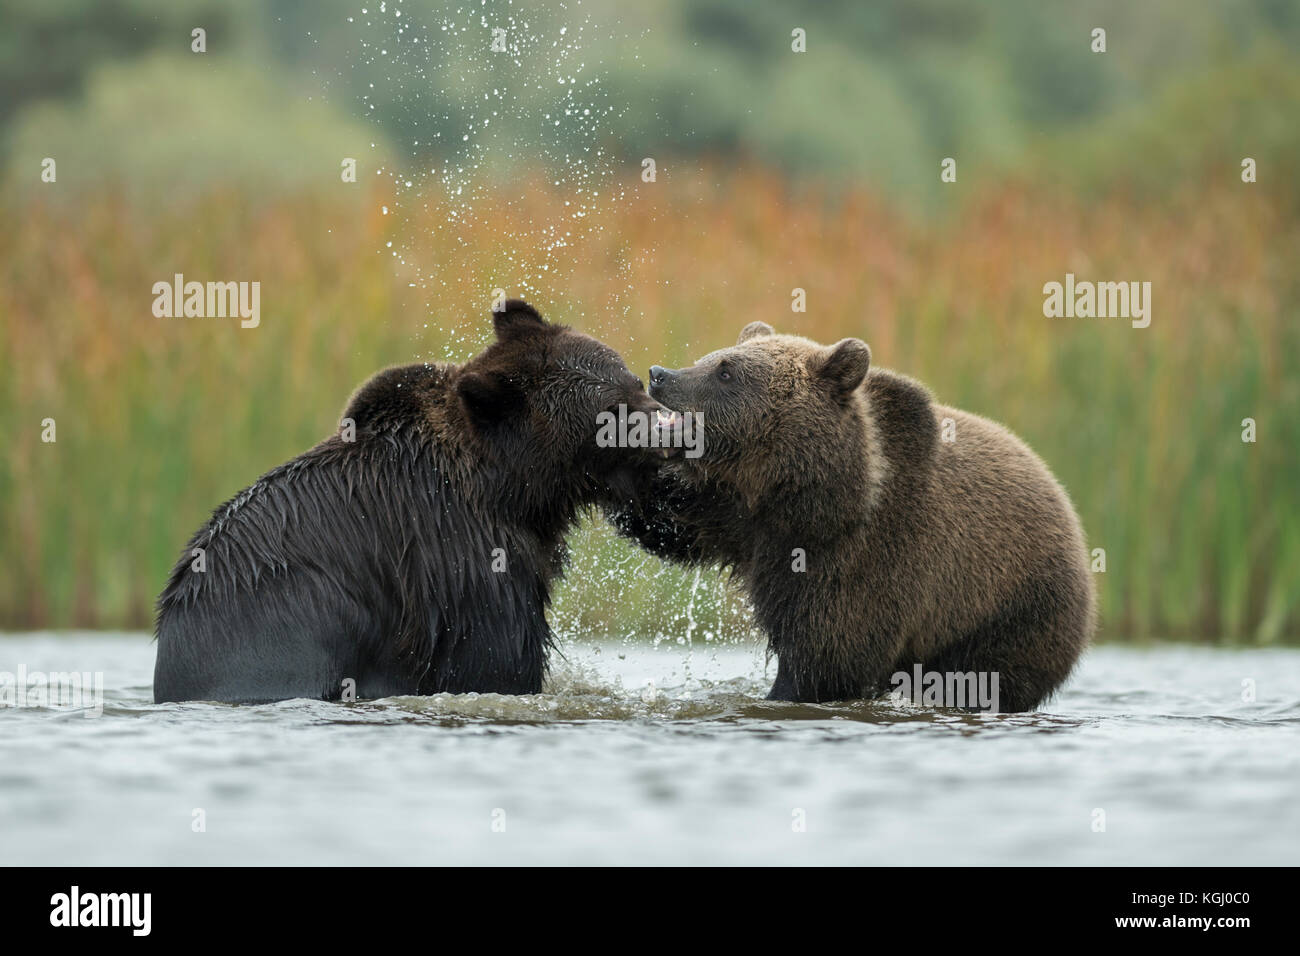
[335,1,643,358]
[312,4,728,648]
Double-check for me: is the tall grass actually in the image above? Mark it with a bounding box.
[2,168,1296,643]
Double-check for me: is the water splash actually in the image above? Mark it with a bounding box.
[339,0,641,357]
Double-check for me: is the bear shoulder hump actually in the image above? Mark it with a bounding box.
[867,368,935,426]
[866,368,939,457]
[341,363,451,432]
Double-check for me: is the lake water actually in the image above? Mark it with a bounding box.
[1,632,1297,865]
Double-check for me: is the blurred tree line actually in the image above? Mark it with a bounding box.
[3,0,1299,203]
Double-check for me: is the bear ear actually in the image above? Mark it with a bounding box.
[737,321,775,344]
[492,300,548,341]
[811,338,871,401]
[457,370,525,427]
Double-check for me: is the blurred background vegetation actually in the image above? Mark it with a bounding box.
[1,0,1297,644]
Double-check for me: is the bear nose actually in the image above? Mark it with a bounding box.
[649,365,671,387]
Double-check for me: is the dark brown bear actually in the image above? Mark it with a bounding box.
[610,322,1096,712]
[155,301,665,704]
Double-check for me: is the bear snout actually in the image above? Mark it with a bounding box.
[648,365,685,406]
[648,365,676,388]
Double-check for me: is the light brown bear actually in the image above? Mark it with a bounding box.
[609,322,1096,711]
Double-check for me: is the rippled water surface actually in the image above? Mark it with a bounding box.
[2,633,1297,865]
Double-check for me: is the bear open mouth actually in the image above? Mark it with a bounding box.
[655,408,685,458]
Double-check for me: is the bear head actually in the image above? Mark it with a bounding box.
[456,300,672,507]
[646,321,872,509]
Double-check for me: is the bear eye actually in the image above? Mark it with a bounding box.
[717,365,732,382]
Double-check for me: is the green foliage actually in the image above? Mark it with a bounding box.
[1,1,1297,643]
[0,0,250,133]
[1,169,1296,642]
[4,52,388,196]
[6,0,1300,204]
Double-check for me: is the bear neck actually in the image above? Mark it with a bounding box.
[747,396,889,541]
[446,428,588,552]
